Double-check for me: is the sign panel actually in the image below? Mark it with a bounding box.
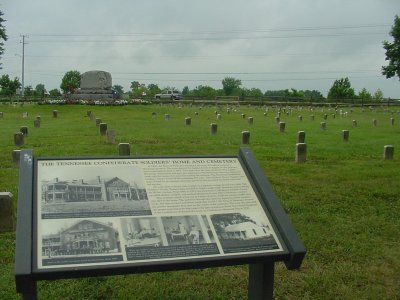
[35,157,285,270]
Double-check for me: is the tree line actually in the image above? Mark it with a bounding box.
[0,72,390,103]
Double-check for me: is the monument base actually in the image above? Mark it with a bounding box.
[66,93,114,101]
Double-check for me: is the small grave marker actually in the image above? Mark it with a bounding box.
[383,145,394,160]
[0,192,14,232]
[241,131,250,144]
[320,122,327,130]
[295,143,307,163]
[279,122,285,132]
[52,110,58,118]
[210,123,218,134]
[185,117,192,125]
[34,119,40,128]
[14,132,24,146]
[99,123,108,136]
[12,150,21,166]
[342,130,349,142]
[118,143,130,156]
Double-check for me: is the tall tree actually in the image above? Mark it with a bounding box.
[24,85,33,97]
[221,77,241,96]
[147,83,161,96]
[35,83,46,97]
[327,77,355,99]
[60,70,81,93]
[112,85,124,95]
[358,88,372,100]
[0,11,7,68]
[373,89,384,101]
[182,86,189,95]
[130,81,140,90]
[382,15,400,80]
[0,74,21,97]
[49,88,61,97]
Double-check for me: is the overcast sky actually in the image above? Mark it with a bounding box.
[1,0,399,98]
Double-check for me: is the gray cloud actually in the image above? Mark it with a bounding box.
[1,0,399,97]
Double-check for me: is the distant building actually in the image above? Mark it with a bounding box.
[42,176,147,203]
[42,219,120,256]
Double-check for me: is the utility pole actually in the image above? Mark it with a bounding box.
[21,35,27,97]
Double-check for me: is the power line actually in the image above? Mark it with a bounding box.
[19,70,380,76]
[15,51,381,59]
[25,23,390,37]
[27,31,386,43]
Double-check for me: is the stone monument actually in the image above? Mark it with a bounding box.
[70,70,114,101]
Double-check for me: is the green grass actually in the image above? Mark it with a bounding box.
[0,103,399,299]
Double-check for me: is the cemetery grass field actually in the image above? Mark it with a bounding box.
[0,103,399,299]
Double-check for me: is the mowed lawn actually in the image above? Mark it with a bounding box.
[0,102,399,299]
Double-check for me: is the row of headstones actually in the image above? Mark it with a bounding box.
[13,115,43,146]
[88,111,116,144]
[12,110,61,146]
[292,143,395,162]
[18,110,59,119]
[159,111,395,128]
[76,129,395,160]
[240,130,395,162]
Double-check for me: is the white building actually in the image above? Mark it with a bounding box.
[223,222,271,240]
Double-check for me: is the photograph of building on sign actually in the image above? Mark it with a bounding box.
[38,163,152,218]
[210,212,281,254]
[121,217,163,248]
[40,218,123,267]
[161,215,215,246]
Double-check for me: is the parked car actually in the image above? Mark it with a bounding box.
[155,90,182,100]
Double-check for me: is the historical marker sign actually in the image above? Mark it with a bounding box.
[35,157,285,270]
[16,148,305,299]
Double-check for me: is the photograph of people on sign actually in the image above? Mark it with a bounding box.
[121,217,164,248]
[39,218,123,267]
[124,215,220,261]
[210,211,280,254]
[37,160,151,219]
[162,215,216,246]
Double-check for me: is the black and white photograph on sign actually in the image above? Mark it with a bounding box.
[39,163,152,219]
[121,217,163,248]
[125,215,220,261]
[210,212,280,254]
[161,215,215,246]
[40,218,123,267]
